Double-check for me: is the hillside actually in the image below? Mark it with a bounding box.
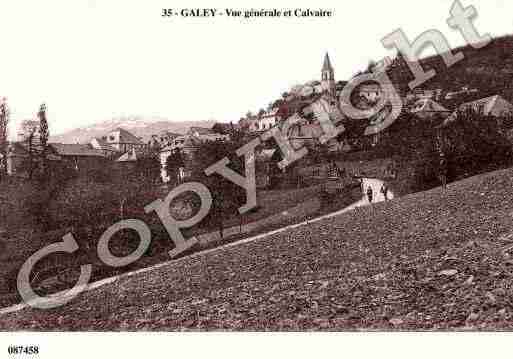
[49,117,216,144]
[2,166,513,330]
[388,34,513,108]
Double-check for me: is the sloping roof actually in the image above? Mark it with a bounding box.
[7,142,61,161]
[464,95,513,116]
[49,143,106,157]
[188,126,215,136]
[411,99,449,118]
[322,52,333,72]
[91,137,118,152]
[116,148,137,162]
[160,135,202,153]
[113,128,144,144]
[182,135,202,148]
[158,131,182,139]
[442,95,513,126]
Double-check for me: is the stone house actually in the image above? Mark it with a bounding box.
[100,127,147,153]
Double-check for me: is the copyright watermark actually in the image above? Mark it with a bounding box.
[16,0,490,309]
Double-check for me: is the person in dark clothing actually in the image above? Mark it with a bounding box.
[380,184,389,201]
[439,156,448,190]
[366,186,373,203]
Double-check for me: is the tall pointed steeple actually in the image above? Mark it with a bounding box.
[321,52,335,97]
[322,52,333,72]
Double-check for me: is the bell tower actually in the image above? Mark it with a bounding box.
[321,52,335,97]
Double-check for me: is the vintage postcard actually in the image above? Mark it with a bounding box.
[1,0,513,357]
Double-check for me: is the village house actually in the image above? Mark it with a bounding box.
[159,126,230,183]
[115,148,137,163]
[406,88,443,102]
[47,143,108,174]
[90,137,119,157]
[110,148,139,179]
[148,130,182,148]
[445,86,479,100]
[100,127,147,153]
[6,142,107,176]
[410,98,451,120]
[212,122,240,135]
[239,53,339,133]
[6,126,150,178]
[186,126,230,142]
[442,95,513,126]
[355,82,404,109]
[246,108,279,132]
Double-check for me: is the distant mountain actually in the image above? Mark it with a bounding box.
[49,117,217,144]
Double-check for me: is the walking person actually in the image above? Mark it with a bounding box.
[366,186,373,203]
[380,183,389,201]
[439,155,448,191]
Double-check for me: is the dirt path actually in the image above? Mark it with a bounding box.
[340,178,394,213]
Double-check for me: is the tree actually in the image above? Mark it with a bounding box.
[0,98,9,179]
[165,148,185,185]
[38,103,49,180]
[18,120,39,180]
[440,107,512,181]
[192,139,246,238]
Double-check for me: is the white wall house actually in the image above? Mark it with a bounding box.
[248,109,279,132]
[101,127,146,153]
[160,127,230,183]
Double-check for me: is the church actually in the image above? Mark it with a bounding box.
[321,52,336,98]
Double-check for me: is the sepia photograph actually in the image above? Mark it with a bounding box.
[1,0,513,357]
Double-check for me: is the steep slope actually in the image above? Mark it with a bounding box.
[388,34,513,108]
[2,167,513,330]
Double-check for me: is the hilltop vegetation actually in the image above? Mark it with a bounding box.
[388,34,513,107]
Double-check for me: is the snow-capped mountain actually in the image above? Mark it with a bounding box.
[49,116,216,144]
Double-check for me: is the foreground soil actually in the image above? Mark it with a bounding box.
[2,167,513,330]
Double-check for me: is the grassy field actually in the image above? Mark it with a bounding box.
[2,167,513,330]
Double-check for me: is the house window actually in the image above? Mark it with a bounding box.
[109,136,115,141]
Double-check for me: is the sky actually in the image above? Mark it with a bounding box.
[0,0,511,138]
